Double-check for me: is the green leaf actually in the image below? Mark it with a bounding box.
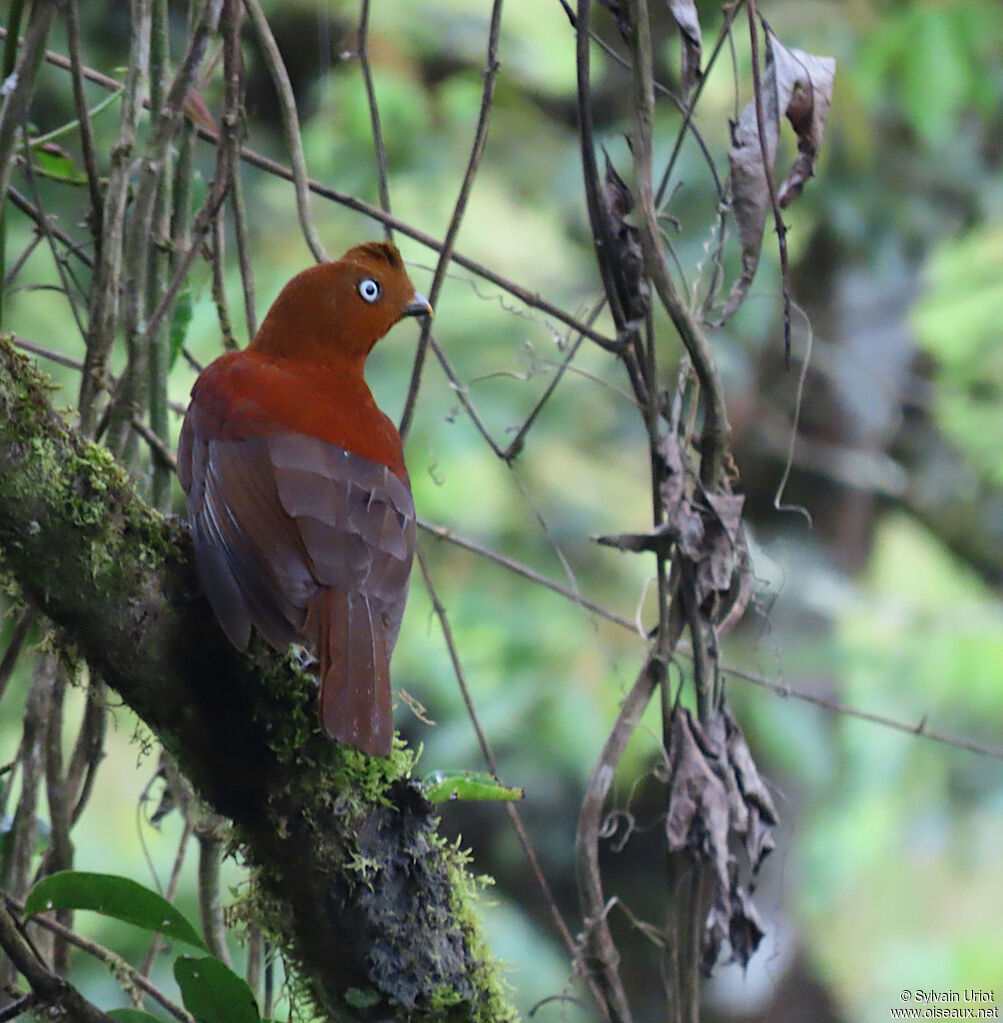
[174,956,260,1023]
[24,871,206,951]
[108,1010,164,1023]
[422,770,524,803]
[168,289,194,369]
[29,145,88,184]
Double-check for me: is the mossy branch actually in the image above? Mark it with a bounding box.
[0,336,516,1023]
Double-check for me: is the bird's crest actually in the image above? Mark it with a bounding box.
[344,241,404,271]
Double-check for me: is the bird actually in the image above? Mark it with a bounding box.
[177,241,431,757]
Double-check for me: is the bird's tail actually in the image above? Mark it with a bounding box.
[305,589,393,757]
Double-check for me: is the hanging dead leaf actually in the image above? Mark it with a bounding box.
[603,152,650,323]
[720,28,835,320]
[695,492,744,602]
[723,706,777,870]
[658,430,687,516]
[665,708,732,896]
[775,48,835,208]
[667,0,703,100]
[665,707,777,973]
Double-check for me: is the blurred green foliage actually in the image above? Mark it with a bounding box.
[1,1,1001,1021]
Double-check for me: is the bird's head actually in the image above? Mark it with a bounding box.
[250,241,432,365]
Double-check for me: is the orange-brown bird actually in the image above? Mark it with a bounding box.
[177,242,430,757]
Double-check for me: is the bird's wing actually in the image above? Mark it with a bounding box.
[179,407,315,651]
[267,433,415,647]
[179,394,415,755]
[180,403,415,639]
[268,434,415,756]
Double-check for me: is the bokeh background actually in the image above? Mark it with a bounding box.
[1,1,1001,1020]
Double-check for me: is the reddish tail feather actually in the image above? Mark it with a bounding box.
[306,588,393,757]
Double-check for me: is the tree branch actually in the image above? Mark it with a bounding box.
[0,338,517,1022]
[0,898,116,1023]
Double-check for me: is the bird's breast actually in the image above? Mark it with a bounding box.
[190,351,407,479]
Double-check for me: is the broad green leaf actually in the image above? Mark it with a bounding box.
[423,770,524,803]
[30,145,88,184]
[109,1010,163,1023]
[24,871,206,951]
[174,956,260,1023]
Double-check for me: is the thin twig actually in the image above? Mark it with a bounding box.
[427,333,505,458]
[2,228,42,290]
[0,899,116,1023]
[11,899,195,1023]
[0,606,37,708]
[210,211,236,349]
[0,993,36,1022]
[196,828,231,965]
[242,0,328,262]
[502,334,583,461]
[11,334,187,415]
[64,0,104,242]
[6,186,94,268]
[418,519,633,630]
[745,1,792,367]
[0,0,58,210]
[67,683,107,827]
[626,0,730,487]
[576,659,664,1023]
[146,0,175,509]
[414,545,496,770]
[18,143,88,341]
[104,0,225,454]
[40,660,72,975]
[574,0,628,337]
[356,0,392,241]
[729,665,1003,760]
[418,513,1003,761]
[1,25,621,351]
[140,813,194,977]
[654,3,741,209]
[78,0,151,435]
[558,0,724,204]
[501,295,607,462]
[215,138,625,349]
[1,658,51,909]
[399,0,504,439]
[229,162,257,339]
[415,544,607,1014]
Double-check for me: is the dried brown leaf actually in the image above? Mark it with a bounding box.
[775,47,836,208]
[723,706,777,870]
[665,709,732,896]
[721,28,835,320]
[603,152,650,322]
[658,431,687,515]
[667,0,703,99]
[726,887,767,970]
[665,708,777,973]
[697,492,745,601]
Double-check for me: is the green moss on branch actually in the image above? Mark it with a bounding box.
[0,337,516,1022]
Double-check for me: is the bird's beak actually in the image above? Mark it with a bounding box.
[402,292,433,319]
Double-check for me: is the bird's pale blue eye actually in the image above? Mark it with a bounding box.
[357,278,382,303]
